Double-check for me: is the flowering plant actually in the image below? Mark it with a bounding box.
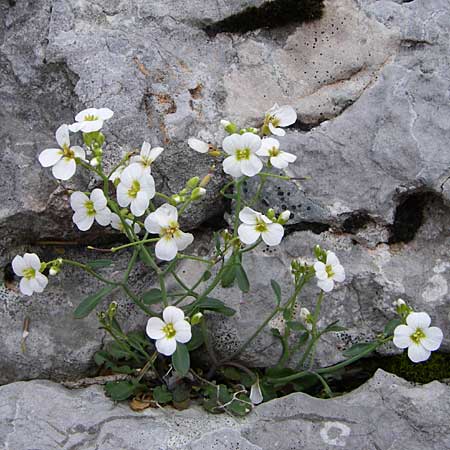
[12,104,442,413]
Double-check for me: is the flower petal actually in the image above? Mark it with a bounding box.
[23,253,41,271]
[240,154,263,177]
[149,146,164,162]
[250,381,264,405]
[156,337,177,356]
[406,312,431,330]
[222,156,243,178]
[155,237,178,261]
[238,224,260,245]
[333,265,346,282]
[407,342,431,363]
[280,151,297,163]
[116,184,131,207]
[268,122,285,136]
[317,278,334,292]
[188,137,209,153]
[275,105,297,126]
[19,278,34,296]
[261,223,284,246]
[422,327,443,351]
[32,272,48,292]
[12,255,26,276]
[222,134,242,155]
[270,155,289,169]
[75,108,99,122]
[326,251,340,266]
[173,320,192,343]
[130,191,149,217]
[38,148,62,167]
[70,191,89,211]
[393,325,412,349]
[79,120,104,133]
[314,262,327,280]
[173,231,194,251]
[241,132,261,152]
[120,163,143,187]
[68,122,84,133]
[95,207,112,226]
[72,146,86,161]
[258,137,279,154]
[146,317,166,340]
[110,213,121,230]
[73,210,94,231]
[140,173,156,199]
[239,207,258,225]
[140,141,151,158]
[55,124,70,148]
[52,157,76,180]
[97,107,114,120]
[91,188,107,210]
[163,306,185,324]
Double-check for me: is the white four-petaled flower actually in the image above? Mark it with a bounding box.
[144,204,194,261]
[256,137,297,169]
[38,124,85,180]
[238,207,284,246]
[146,306,192,356]
[116,163,155,217]
[393,312,443,363]
[265,104,297,136]
[68,108,114,133]
[130,141,163,172]
[110,213,141,234]
[70,189,112,231]
[314,251,345,292]
[12,253,48,296]
[222,133,263,178]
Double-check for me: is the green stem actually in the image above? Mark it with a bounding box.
[111,238,159,252]
[307,291,325,370]
[120,284,155,316]
[136,352,158,382]
[154,192,174,204]
[201,318,217,365]
[60,259,118,286]
[249,174,267,206]
[257,172,290,181]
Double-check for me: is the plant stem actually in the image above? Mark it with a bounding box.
[111,238,159,252]
[201,318,217,365]
[60,259,118,286]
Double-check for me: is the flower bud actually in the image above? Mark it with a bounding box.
[393,298,406,308]
[300,307,311,322]
[179,188,188,196]
[249,378,263,405]
[186,176,200,190]
[90,157,100,167]
[191,187,206,200]
[221,119,238,134]
[190,312,203,325]
[171,194,182,205]
[278,210,291,224]
[208,149,221,157]
[49,267,59,276]
[266,208,276,220]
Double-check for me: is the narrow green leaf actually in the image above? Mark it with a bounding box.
[86,259,113,269]
[172,344,190,377]
[343,342,376,358]
[74,285,114,319]
[384,318,401,337]
[142,288,163,305]
[271,279,282,305]
[189,297,236,317]
[235,264,250,293]
[221,264,236,288]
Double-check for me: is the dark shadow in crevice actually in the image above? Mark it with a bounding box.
[204,0,325,36]
[341,211,373,234]
[285,221,330,235]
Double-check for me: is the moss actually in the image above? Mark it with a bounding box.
[379,352,450,384]
[205,0,325,36]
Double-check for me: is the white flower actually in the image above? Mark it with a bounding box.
[222,132,263,178]
[249,378,263,405]
[300,307,311,322]
[265,104,297,136]
[110,213,141,234]
[38,124,85,180]
[256,137,297,169]
[68,108,114,133]
[130,141,163,172]
[188,137,209,154]
[109,164,126,182]
[314,251,345,292]
[393,312,443,363]
[116,163,155,217]
[144,204,194,261]
[12,253,48,296]
[238,207,284,246]
[70,189,112,231]
[146,306,192,356]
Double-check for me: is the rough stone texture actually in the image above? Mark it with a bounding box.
[1,0,450,381]
[1,370,450,449]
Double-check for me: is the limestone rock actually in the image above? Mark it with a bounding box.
[1,370,449,449]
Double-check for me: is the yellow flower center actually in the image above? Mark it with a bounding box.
[162,221,180,238]
[269,115,280,127]
[62,144,75,159]
[410,328,426,344]
[325,264,335,278]
[23,268,36,280]
[268,146,280,157]
[128,180,141,198]
[235,148,251,161]
[255,218,268,233]
[84,200,96,216]
[163,322,176,338]
[84,114,99,121]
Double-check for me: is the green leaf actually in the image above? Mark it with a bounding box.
[235,264,250,293]
[291,374,319,392]
[222,367,242,381]
[296,332,309,347]
[152,385,173,404]
[186,327,204,351]
[104,380,143,401]
[94,350,110,366]
[228,397,252,416]
[384,318,401,337]
[221,263,236,288]
[286,321,307,332]
[202,271,212,281]
[271,279,282,305]
[107,341,131,359]
[74,285,114,319]
[172,344,190,376]
[343,342,376,358]
[86,259,113,269]
[321,320,347,334]
[142,288,163,305]
[191,297,236,317]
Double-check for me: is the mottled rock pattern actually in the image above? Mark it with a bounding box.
[1,370,449,450]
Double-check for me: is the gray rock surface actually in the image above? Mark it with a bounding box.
[1,370,450,450]
[1,0,449,381]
